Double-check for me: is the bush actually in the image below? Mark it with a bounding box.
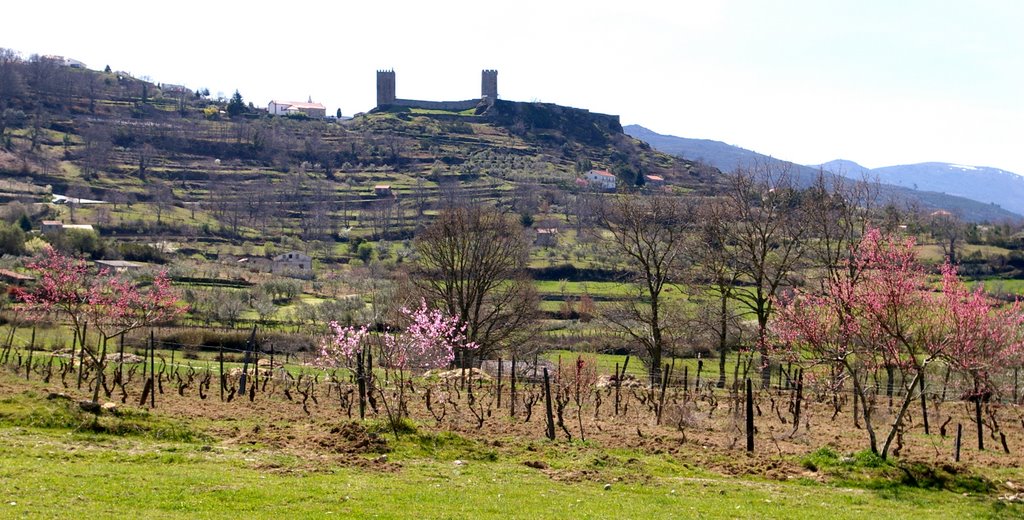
[801,446,840,472]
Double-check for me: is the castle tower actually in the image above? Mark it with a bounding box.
[481,69,498,104]
[376,70,396,107]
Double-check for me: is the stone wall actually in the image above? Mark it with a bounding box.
[375,69,498,110]
[392,99,480,111]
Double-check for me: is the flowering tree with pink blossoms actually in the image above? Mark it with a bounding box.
[88,271,184,342]
[14,247,93,350]
[319,322,371,367]
[938,264,1024,399]
[16,247,185,399]
[319,299,475,430]
[380,299,476,372]
[774,229,1024,458]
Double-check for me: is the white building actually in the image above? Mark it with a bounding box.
[271,251,312,275]
[584,169,617,191]
[267,99,327,118]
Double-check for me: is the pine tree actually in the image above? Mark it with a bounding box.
[227,90,246,117]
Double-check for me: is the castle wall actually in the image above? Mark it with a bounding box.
[392,99,480,111]
[375,69,497,110]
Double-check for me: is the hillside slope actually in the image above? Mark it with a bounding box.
[0,57,716,265]
[626,125,1022,221]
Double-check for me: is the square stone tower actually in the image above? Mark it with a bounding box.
[376,70,396,107]
[481,70,498,104]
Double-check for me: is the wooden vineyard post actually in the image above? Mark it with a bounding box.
[920,372,929,435]
[543,367,555,440]
[614,362,621,415]
[149,331,156,408]
[267,344,275,392]
[955,423,963,462]
[250,339,260,402]
[140,332,157,408]
[356,351,366,420]
[24,328,35,380]
[852,373,860,429]
[219,344,225,401]
[497,358,503,409]
[746,378,754,453]
[976,398,984,451]
[510,356,517,418]
[24,328,35,381]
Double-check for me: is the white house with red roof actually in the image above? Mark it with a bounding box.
[584,169,617,191]
[268,98,326,118]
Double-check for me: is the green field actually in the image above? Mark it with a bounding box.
[0,388,1018,519]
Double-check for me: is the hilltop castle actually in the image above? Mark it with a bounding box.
[376,69,498,111]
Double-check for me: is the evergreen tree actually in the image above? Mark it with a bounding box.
[226,90,243,116]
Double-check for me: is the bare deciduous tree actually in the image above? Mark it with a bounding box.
[600,195,694,384]
[722,162,808,386]
[413,206,539,361]
[803,170,880,285]
[691,197,745,388]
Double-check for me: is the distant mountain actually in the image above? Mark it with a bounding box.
[624,124,795,175]
[817,159,871,177]
[625,125,1022,222]
[816,161,1024,217]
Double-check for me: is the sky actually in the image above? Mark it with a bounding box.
[4,0,1023,174]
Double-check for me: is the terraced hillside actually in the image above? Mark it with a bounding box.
[0,58,714,265]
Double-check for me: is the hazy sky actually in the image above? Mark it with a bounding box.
[5,0,1022,174]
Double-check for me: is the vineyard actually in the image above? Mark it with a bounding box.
[1,330,1024,517]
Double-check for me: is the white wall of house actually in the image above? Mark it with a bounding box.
[584,171,617,190]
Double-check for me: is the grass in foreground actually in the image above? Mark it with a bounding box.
[0,383,1020,519]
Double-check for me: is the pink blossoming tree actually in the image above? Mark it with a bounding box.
[16,247,185,399]
[319,299,475,429]
[774,229,1024,458]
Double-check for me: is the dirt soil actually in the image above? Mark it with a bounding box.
[6,371,1023,485]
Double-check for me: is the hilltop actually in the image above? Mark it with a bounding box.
[0,56,713,265]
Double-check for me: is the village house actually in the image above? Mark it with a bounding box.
[271,251,312,276]
[0,269,34,286]
[41,220,64,234]
[94,260,146,273]
[374,185,393,197]
[534,228,559,247]
[584,169,617,191]
[40,221,95,234]
[644,175,666,188]
[235,256,272,273]
[267,99,327,118]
